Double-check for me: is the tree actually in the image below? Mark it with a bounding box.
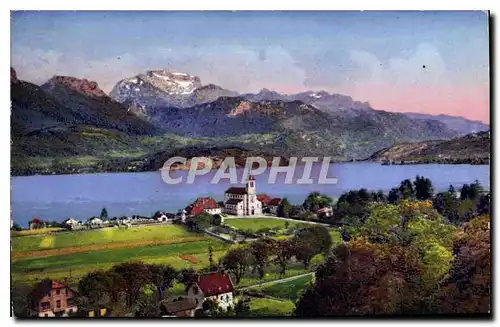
[457,199,476,223]
[222,248,249,284]
[274,239,296,276]
[212,214,223,226]
[177,268,197,287]
[11,282,35,317]
[234,296,252,317]
[187,212,213,231]
[100,208,108,219]
[387,187,401,204]
[146,264,177,301]
[302,192,333,212]
[295,240,422,316]
[277,198,292,218]
[477,193,490,215]
[249,238,276,279]
[208,246,215,271]
[414,175,434,200]
[399,179,415,200]
[111,262,152,307]
[78,270,123,310]
[11,222,22,231]
[335,189,374,225]
[427,215,490,313]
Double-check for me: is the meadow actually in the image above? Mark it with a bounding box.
[224,218,308,231]
[12,224,197,253]
[257,274,314,302]
[247,298,295,316]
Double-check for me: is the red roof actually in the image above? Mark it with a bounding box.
[196,272,234,296]
[268,198,282,206]
[29,279,71,300]
[257,194,271,204]
[30,217,44,224]
[186,197,218,215]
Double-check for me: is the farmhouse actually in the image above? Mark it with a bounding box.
[163,297,198,317]
[185,197,222,216]
[224,175,263,216]
[29,279,78,317]
[186,271,234,311]
[29,217,46,230]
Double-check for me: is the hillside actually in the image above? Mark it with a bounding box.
[367,131,490,164]
[10,69,161,175]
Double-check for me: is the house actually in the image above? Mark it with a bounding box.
[87,217,103,226]
[257,194,271,205]
[29,279,78,317]
[63,218,78,226]
[29,217,46,230]
[186,271,234,311]
[267,198,282,215]
[186,197,222,216]
[224,175,263,216]
[163,297,197,317]
[157,213,169,222]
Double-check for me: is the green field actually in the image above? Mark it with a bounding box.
[257,274,314,302]
[11,224,232,284]
[248,297,295,316]
[224,218,307,231]
[11,227,67,237]
[12,224,196,252]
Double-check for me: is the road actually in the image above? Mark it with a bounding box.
[237,272,315,291]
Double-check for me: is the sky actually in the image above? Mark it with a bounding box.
[11,11,490,122]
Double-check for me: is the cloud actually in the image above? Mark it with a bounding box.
[347,43,448,86]
[11,45,307,94]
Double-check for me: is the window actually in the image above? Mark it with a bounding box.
[44,314,48,318]
[56,300,61,308]
[41,302,50,310]
[67,298,74,306]
[56,289,60,295]
[65,289,69,295]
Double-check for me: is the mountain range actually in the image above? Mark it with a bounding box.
[10,68,490,175]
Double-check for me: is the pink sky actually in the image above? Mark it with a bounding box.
[341,84,490,123]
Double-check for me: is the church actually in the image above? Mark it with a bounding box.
[223,175,263,216]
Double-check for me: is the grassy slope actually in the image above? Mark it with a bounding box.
[12,224,195,252]
[257,274,314,302]
[248,298,295,316]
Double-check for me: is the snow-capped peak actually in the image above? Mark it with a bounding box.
[146,70,202,95]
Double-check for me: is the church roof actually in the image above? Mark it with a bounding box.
[225,199,242,205]
[225,187,247,195]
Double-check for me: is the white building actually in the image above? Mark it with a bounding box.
[87,217,103,226]
[224,175,262,216]
[186,272,234,311]
[63,218,78,226]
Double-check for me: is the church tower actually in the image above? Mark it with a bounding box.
[246,175,256,195]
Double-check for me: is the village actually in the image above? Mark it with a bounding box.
[11,176,490,318]
[13,176,337,318]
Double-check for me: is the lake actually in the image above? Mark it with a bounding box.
[11,163,490,226]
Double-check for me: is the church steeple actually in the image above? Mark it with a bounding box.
[246,174,256,194]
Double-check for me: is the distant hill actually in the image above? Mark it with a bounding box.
[405,112,489,136]
[366,131,490,164]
